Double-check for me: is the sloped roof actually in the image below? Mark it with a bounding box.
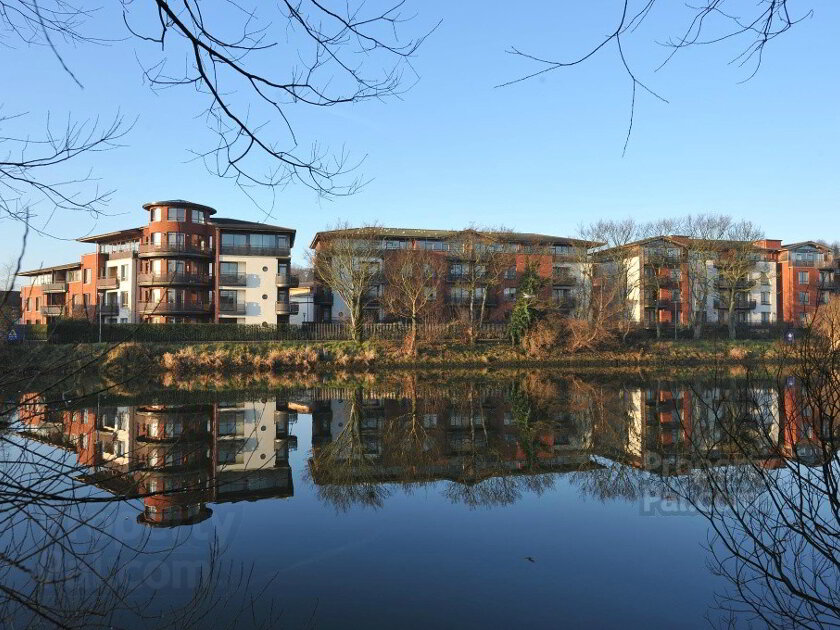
[141,199,218,215]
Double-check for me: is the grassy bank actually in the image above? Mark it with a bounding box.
[0,338,781,380]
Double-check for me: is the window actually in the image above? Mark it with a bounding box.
[120,318,128,324]
[504,267,516,280]
[67,270,80,282]
[25,298,30,311]
[84,269,92,284]
[150,207,162,221]
[552,245,572,256]
[221,232,246,248]
[151,232,162,246]
[799,291,809,305]
[168,207,186,222]
[450,263,466,278]
[761,291,770,305]
[191,209,205,224]
[798,271,809,285]
[504,287,516,301]
[120,291,128,307]
[384,239,406,250]
[761,312,770,324]
[167,232,185,247]
[220,262,239,275]
[760,272,770,285]
[120,265,127,281]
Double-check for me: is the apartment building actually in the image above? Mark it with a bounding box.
[774,241,837,325]
[597,236,780,327]
[18,394,295,528]
[19,200,297,325]
[309,227,591,323]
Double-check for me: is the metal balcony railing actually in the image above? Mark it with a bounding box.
[219,302,246,315]
[138,242,214,257]
[218,273,247,287]
[137,272,211,287]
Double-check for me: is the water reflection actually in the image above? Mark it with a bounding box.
[16,373,834,520]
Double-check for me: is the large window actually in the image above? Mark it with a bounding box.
[220,262,240,275]
[219,290,241,306]
[191,209,205,224]
[798,271,809,285]
[167,260,185,273]
[221,233,247,248]
[168,207,186,222]
[150,207,162,222]
[151,232,162,246]
[167,232,185,247]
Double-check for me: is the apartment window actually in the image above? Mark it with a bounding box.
[220,290,241,307]
[167,260,185,273]
[384,239,406,250]
[221,233,247,248]
[120,291,128,307]
[799,291,809,305]
[552,245,572,256]
[25,298,30,311]
[503,287,516,301]
[450,263,466,278]
[504,267,516,280]
[151,232,162,246]
[552,288,571,304]
[761,291,770,305]
[67,270,80,282]
[120,318,128,324]
[167,232,185,247]
[797,271,808,285]
[449,287,469,302]
[761,312,770,324]
[84,269,92,284]
[191,209,205,224]
[120,265,127,281]
[760,272,770,285]
[168,207,186,222]
[220,262,240,276]
[150,207,161,221]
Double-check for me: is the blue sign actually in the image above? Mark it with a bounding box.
[7,329,18,343]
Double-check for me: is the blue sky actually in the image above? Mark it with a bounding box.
[5,1,839,275]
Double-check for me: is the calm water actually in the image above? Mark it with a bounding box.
[3,371,827,628]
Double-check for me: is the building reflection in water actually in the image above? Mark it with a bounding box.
[17,396,295,527]
[15,373,836,521]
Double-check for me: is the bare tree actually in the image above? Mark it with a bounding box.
[639,219,685,339]
[577,218,641,345]
[684,214,733,339]
[446,228,512,344]
[383,247,446,355]
[501,1,809,152]
[713,220,764,340]
[310,223,382,343]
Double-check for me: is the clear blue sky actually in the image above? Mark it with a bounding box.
[5,1,839,276]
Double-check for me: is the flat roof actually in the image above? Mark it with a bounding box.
[18,261,81,277]
[142,199,218,215]
[310,227,595,249]
[211,217,296,245]
[77,227,143,244]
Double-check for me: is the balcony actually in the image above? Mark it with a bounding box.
[218,273,247,287]
[42,282,68,293]
[138,242,214,258]
[98,276,119,290]
[219,302,246,316]
[275,273,300,288]
[40,304,65,316]
[551,273,577,286]
[137,272,212,287]
[219,244,290,257]
[97,303,119,316]
[714,299,756,310]
[553,298,576,311]
[137,301,213,315]
[275,300,299,315]
[313,287,333,305]
[715,279,753,290]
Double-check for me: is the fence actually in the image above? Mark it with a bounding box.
[20,321,509,344]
